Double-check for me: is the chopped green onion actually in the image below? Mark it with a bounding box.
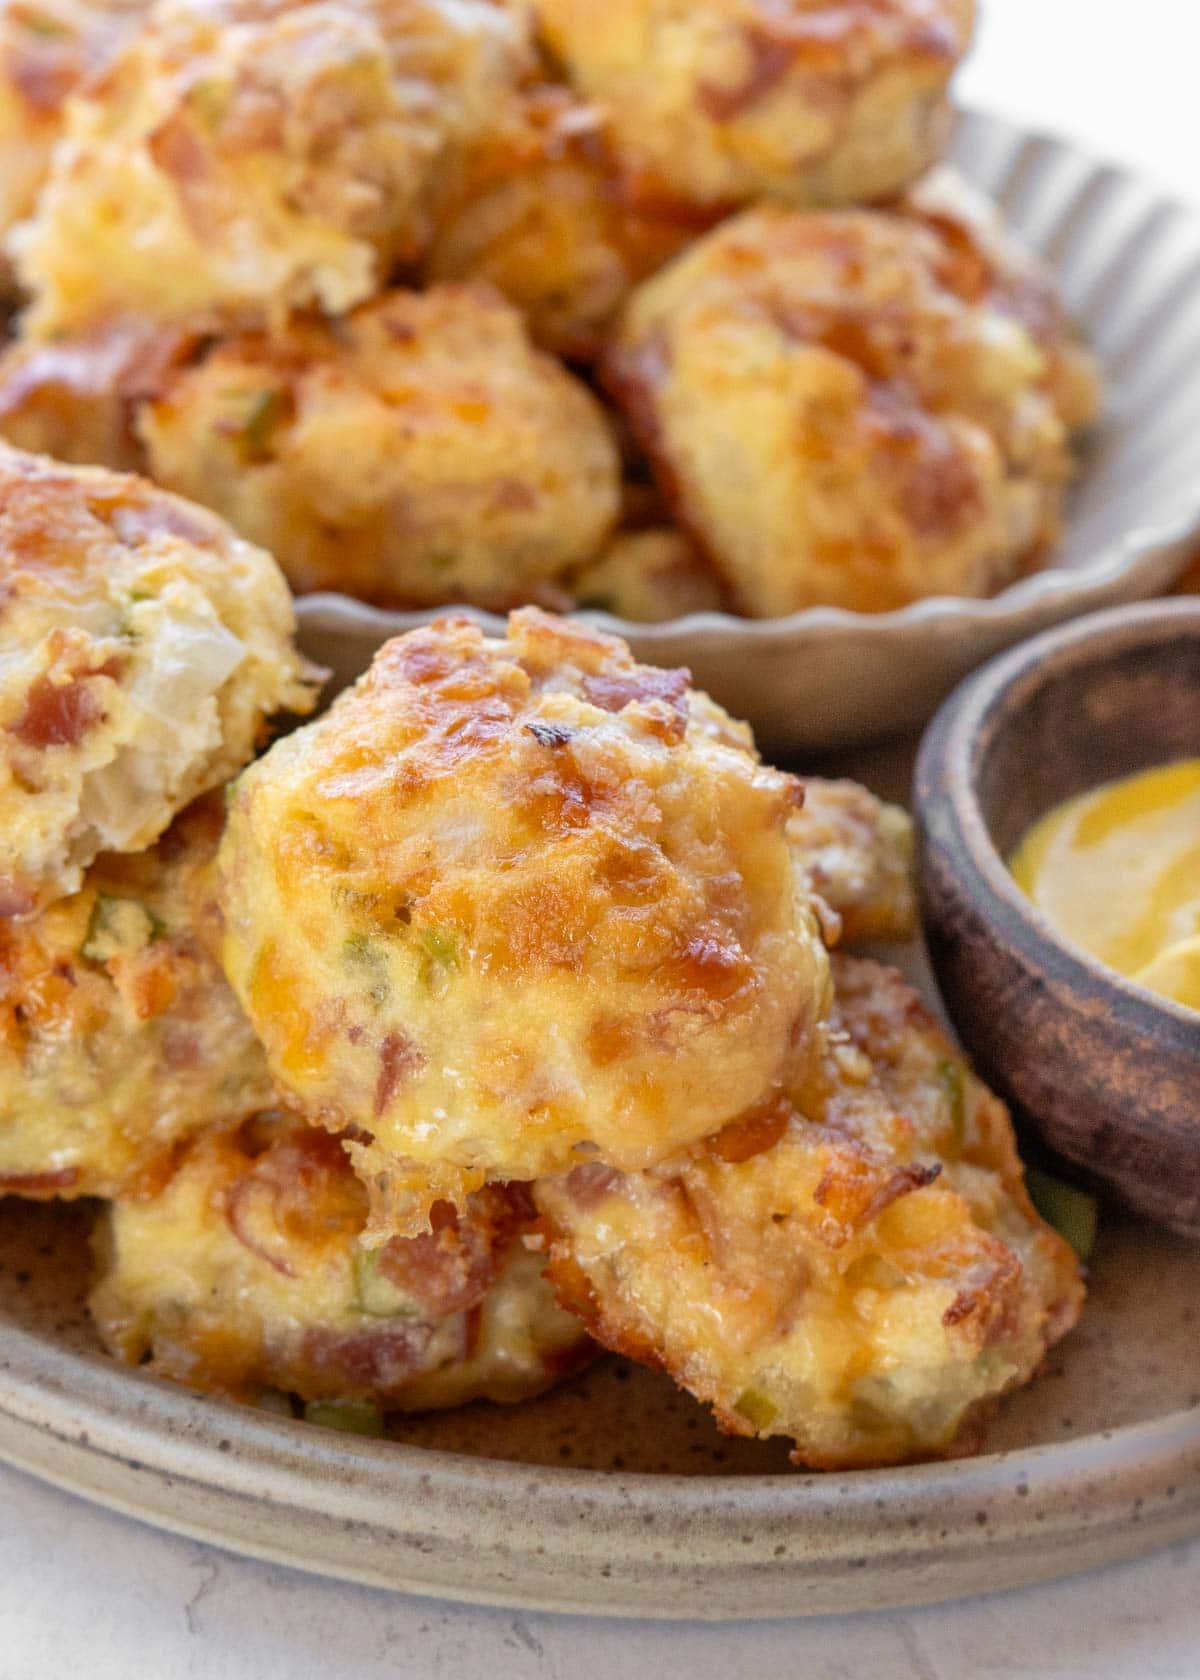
[733,1388,778,1431]
[936,1057,966,1145]
[238,388,287,457]
[352,1246,417,1318]
[342,931,391,1005]
[416,925,461,990]
[20,11,67,35]
[303,1398,385,1437]
[1025,1166,1098,1261]
[187,76,228,128]
[82,894,166,963]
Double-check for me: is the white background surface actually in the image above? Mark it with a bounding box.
[4,5,1200,1676]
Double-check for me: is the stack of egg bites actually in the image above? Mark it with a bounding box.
[0,0,1098,624]
[0,0,1090,1465]
[0,435,1082,1463]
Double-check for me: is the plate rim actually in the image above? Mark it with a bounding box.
[2,1308,1199,1617]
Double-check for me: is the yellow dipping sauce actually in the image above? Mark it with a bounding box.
[1009,759,1200,1013]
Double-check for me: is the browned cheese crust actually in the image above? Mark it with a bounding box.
[535,955,1083,1469]
[532,0,975,212]
[134,285,623,607]
[12,0,535,333]
[218,609,831,1235]
[603,175,1100,616]
[91,1108,593,1408]
[424,83,706,360]
[0,318,204,471]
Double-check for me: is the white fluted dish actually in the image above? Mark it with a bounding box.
[297,109,1200,754]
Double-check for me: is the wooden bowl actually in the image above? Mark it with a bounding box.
[913,599,1200,1237]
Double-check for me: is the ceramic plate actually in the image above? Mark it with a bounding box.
[0,735,1197,1619]
[296,107,1200,756]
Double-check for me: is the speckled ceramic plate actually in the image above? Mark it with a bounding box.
[0,735,1198,1617]
[296,108,1200,756]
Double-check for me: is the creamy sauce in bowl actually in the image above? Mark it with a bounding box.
[1009,760,1200,1013]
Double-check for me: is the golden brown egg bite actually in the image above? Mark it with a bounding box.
[904,166,1101,436]
[0,317,202,471]
[604,174,1100,617]
[565,527,726,621]
[136,284,623,607]
[789,776,915,945]
[535,954,1083,1469]
[0,307,698,618]
[0,794,275,1199]
[11,0,534,335]
[0,0,148,291]
[218,609,831,1236]
[424,83,702,361]
[91,1108,593,1411]
[532,0,974,213]
[0,443,318,917]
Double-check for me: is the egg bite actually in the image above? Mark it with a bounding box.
[535,954,1083,1469]
[0,317,203,472]
[0,0,148,291]
[532,0,974,213]
[603,174,1100,616]
[0,288,622,608]
[0,794,276,1199]
[218,608,831,1236]
[135,284,622,607]
[0,444,319,917]
[424,83,701,361]
[565,526,726,622]
[91,1109,593,1410]
[11,0,534,335]
[789,776,915,945]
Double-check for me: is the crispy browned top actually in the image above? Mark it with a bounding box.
[536,954,1082,1468]
[220,608,830,1232]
